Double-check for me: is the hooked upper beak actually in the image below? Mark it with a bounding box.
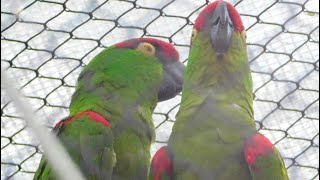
[158,60,185,102]
[210,1,234,55]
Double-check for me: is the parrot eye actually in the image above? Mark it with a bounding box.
[191,29,198,42]
[136,42,156,56]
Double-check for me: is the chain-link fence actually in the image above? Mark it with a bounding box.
[1,0,319,179]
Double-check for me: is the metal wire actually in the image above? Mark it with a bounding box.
[1,70,85,180]
[1,0,319,179]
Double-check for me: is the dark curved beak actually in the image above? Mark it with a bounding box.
[158,61,185,102]
[210,1,234,55]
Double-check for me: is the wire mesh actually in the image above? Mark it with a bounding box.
[1,0,319,179]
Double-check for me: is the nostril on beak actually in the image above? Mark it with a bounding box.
[210,1,234,55]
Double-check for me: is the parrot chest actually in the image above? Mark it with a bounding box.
[169,97,254,179]
[170,129,252,179]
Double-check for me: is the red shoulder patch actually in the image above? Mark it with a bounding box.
[194,0,244,32]
[244,134,274,166]
[54,111,111,129]
[151,146,172,180]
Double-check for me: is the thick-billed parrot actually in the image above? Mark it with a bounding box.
[34,38,185,180]
[150,1,289,180]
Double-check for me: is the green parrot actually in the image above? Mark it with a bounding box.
[149,1,289,180]
[34,38,185,180]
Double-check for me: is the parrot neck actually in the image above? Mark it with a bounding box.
[69,87,158,123]
[67,47,162,126]
[182,33,254,122]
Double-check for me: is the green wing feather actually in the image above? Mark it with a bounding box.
[34,115,115,180]
[244,133,289,180]
[35,45,165,180]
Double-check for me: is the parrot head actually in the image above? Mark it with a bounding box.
[192,0,245,56]
[116,38,185,102]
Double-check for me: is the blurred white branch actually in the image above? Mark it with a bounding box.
[1,69,85,180]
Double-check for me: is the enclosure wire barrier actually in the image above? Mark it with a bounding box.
[1,0,319,179]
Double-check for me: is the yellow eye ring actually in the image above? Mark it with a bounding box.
[191,29,198,42]
[136,42,156,56]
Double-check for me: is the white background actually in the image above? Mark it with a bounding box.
[1,0,319,179]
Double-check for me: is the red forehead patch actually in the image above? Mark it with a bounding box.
[194,0,244,32]
[115,38,179,61]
